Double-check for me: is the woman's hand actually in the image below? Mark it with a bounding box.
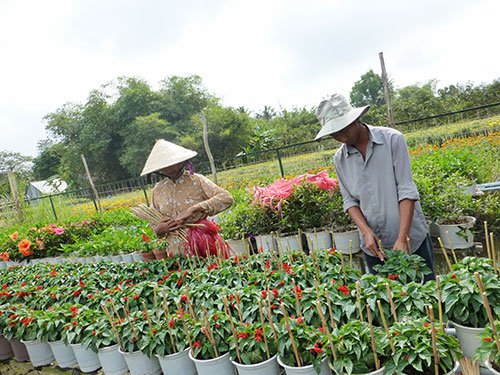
[154,218,183,237]
[176,205,203,224]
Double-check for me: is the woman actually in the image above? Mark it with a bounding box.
[141,139,233,256]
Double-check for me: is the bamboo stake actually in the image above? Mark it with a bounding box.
[325,292,337,329]
[376,300,394,353]
[474,273,500,355]
[340,252,347,285]
[234,292,244,324]
[427,306,440,375]
[349,239,353,268]
[141,302,154,334]
[490,233,498,274]
[437,237,453,272]
[435,276,445,332]
[257,300,271,360]
[222,293,242,363]
[445,231,459,264]
[356,281,364,322]
[201,307,219,357]
[102,305,123,348]
[175,301,194,350]
[280,304,302,367]
[385,283,398,323]
[365,305,380,370]
[459,357,480,375]
[162,294,177,352]
[264,299,279,344]
[484,222,492,260]
[122,304,139,341]
[183,287,197,320]
[153,287,160,321]
[315,300,337,361]
[291,279,302,317]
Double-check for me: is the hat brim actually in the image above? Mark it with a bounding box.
[314,105,370,140]
[140,151,197,176]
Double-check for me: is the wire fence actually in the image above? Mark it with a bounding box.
[2,102,500,224]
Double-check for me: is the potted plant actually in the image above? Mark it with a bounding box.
[440,257,500,358]
[3,305,55,367]
[277,314,331,375]
[475,320,500,374]
[34,306,77,368]
[372,249,433,284]
[229,321,280,375]
[330,320,389,375]
[187,309,235,375]
[385,318,462,374]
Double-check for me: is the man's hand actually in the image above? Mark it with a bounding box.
[363,230,385,261]
[154,218,183,237]
[393,237,410,252]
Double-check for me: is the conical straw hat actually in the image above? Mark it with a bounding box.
[140,139,197,176]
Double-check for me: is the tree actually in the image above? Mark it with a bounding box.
[119,113,177,176]
[350,69,386,107]
[255,105,276,121]
[32,144,62,180]
[0,151,33,196]
[392,81,445,121]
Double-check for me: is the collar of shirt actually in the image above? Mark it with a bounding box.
[342,124,385,158]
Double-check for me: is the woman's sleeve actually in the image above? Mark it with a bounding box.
[194,174,234,216]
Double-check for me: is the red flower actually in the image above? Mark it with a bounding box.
[318,327,326,333]
[313,343,324,354]
[296,316,304,325]
[451,274,457,279]
[337,285,350,296]
[238,332,249,339]
[272,288,279,298]
[72,290,81,297]
[193,340,201,349]
[181,295,188,302]
[388,274,399,280]
[50,270,57,277]
[70,306,78,312]
[9,232,19,241]
[0,252,9,261]
[261,290,268,299]
[483,337,493,342]
[277,281,285,287]
[255,335,263,342]
[169,319,175,328]
[142,233,151,242]
[133,294,140,300]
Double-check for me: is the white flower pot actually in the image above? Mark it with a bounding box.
[98,344,128,375]
[304,230,332,252]
[437,216,476,249]
[277,356,331,375]
[70,342,101,373]
[9,338,30,362]
[451,320,485,358]
[121,253,134,263]
[48,340,77,368]
[132,252,144,262]
[21,339,55,367]
[188,349,235,375]
[402,360,459,375]
[276,234,302,253]
[255,234,276,253]
[110,255,123,263]
[356,367,385,375]
[118,348,162,375]
[232,354,280,375]
[226,239,248,255]
[0,334,13,360]
[157,348,196,375]
[331,229,361,254]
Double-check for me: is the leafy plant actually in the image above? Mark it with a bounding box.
[441,260,500,327]
[385,318,462,375]
[277,315,328,373]
[228,321,278,365]
[330,320,389,375]
[373,249,432,284]
[475,320,500,370]
[189,309,233,360]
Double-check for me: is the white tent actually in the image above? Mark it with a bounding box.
[26,178,68,200]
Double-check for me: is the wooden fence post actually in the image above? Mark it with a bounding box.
[379,51,395,128]
[7,171,23,222]
[80,154,102,212]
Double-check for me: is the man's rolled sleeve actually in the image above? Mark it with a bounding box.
[392,133,420,202]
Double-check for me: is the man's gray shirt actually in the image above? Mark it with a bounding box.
[333,124,428,255]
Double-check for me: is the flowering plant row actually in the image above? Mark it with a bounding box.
[0,251,498,373]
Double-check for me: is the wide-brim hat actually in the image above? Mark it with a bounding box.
[314,93,370,140]
[140,139,197,176]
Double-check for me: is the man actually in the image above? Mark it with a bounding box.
[315,93,434,280]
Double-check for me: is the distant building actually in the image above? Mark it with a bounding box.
[26,178,68,201]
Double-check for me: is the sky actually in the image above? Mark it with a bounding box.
[1,0,499,158]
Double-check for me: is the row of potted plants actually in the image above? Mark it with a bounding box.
[0,248,499,374]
